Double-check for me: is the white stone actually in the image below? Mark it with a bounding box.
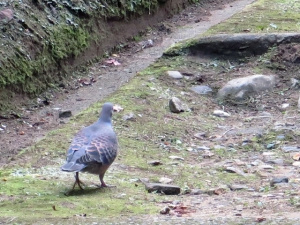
[159,177,173,184]
[167,71,183,79]
[213,110,231,117]
[217,74,276,101]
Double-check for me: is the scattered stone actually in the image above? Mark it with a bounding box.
[123,112,136,121]
[217,75,276,101]
[0,9,13,22]
[147,160,162,166]
[225,167,248,177]
[291,78,299,88]
[205,187,227,195]
[160,206,171,214]
[298,96,300,109]
[169,156,184,161]
[202,150,214,158]
[214,145,226,150]
[250,159,264,166]
[169,97,186,113]
[262,152,276,156]
[266,142,276,149]
[281,103,289,109]
[59,110,72,118]
[235,205,244,211]
[276,134,285,140]
[282,146,300,152]
[292,161,300,167]
[186,147,194,152]
[143,183,181,195]
[213,110,230,117]
[265,159,284,165]
[193,132,207,139]
[228,184,249,191]
[159,177,173,184]
[258,165,274,170]
[190,189,204,195]
[270,177,289,187]
[190,85,213,94]
[196,145,210,151]
[167,71,183,79]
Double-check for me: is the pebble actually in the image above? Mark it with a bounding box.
[229,184,249,191]
[123,112,136,121]
[193,132,206,139]
[159,177,173,184]
[282,146,300,152]
[167,71,183,79]
[196,145,210,151]
[213,110,230,117]
[270,177,289,187]
[169,156,184,161]
[190,85,213,94]
[59,110,72,118]
[169,97,186,113]
[258,164,274,170]
[265,159,284,165]
[292,161,300,167]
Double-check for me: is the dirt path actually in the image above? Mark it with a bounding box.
[53,0,255,115]
[0,0,255,165]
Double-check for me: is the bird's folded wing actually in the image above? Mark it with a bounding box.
[77,135,118,165]
[66,129,90,162]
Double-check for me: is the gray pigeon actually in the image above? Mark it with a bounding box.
[61,102,118,190]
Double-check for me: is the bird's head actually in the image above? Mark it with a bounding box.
[99,102,114,123]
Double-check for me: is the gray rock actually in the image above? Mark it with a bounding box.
[0,9,14,22]
[143,183,181,195]
[228,184,249,191]
[217,75,276,101]
[196,146,210,151]
[291,78,299,88]
[190,189,204,195]
[270,177,289,187]
[266,159,284,165]
[281,146,300,152]
[167,71,183,79]
[123,112,135,121]
[169,97,186,113]
[59,110,72,118]
[213,110,230,117]
[225,167,248,177]
[190,85,212,94]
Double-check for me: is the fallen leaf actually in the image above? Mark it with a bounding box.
[52,205,57,211]
[292,153,300,161]
[113,104,124,112]
[256,217,266,222]
[105,58,121,66]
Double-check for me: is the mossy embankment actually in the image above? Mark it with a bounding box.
[0,0,199,112]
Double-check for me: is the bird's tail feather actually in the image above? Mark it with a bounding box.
[61,162,86,172]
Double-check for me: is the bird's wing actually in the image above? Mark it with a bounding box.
[66,129,90,162]
[76,134,118,165]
